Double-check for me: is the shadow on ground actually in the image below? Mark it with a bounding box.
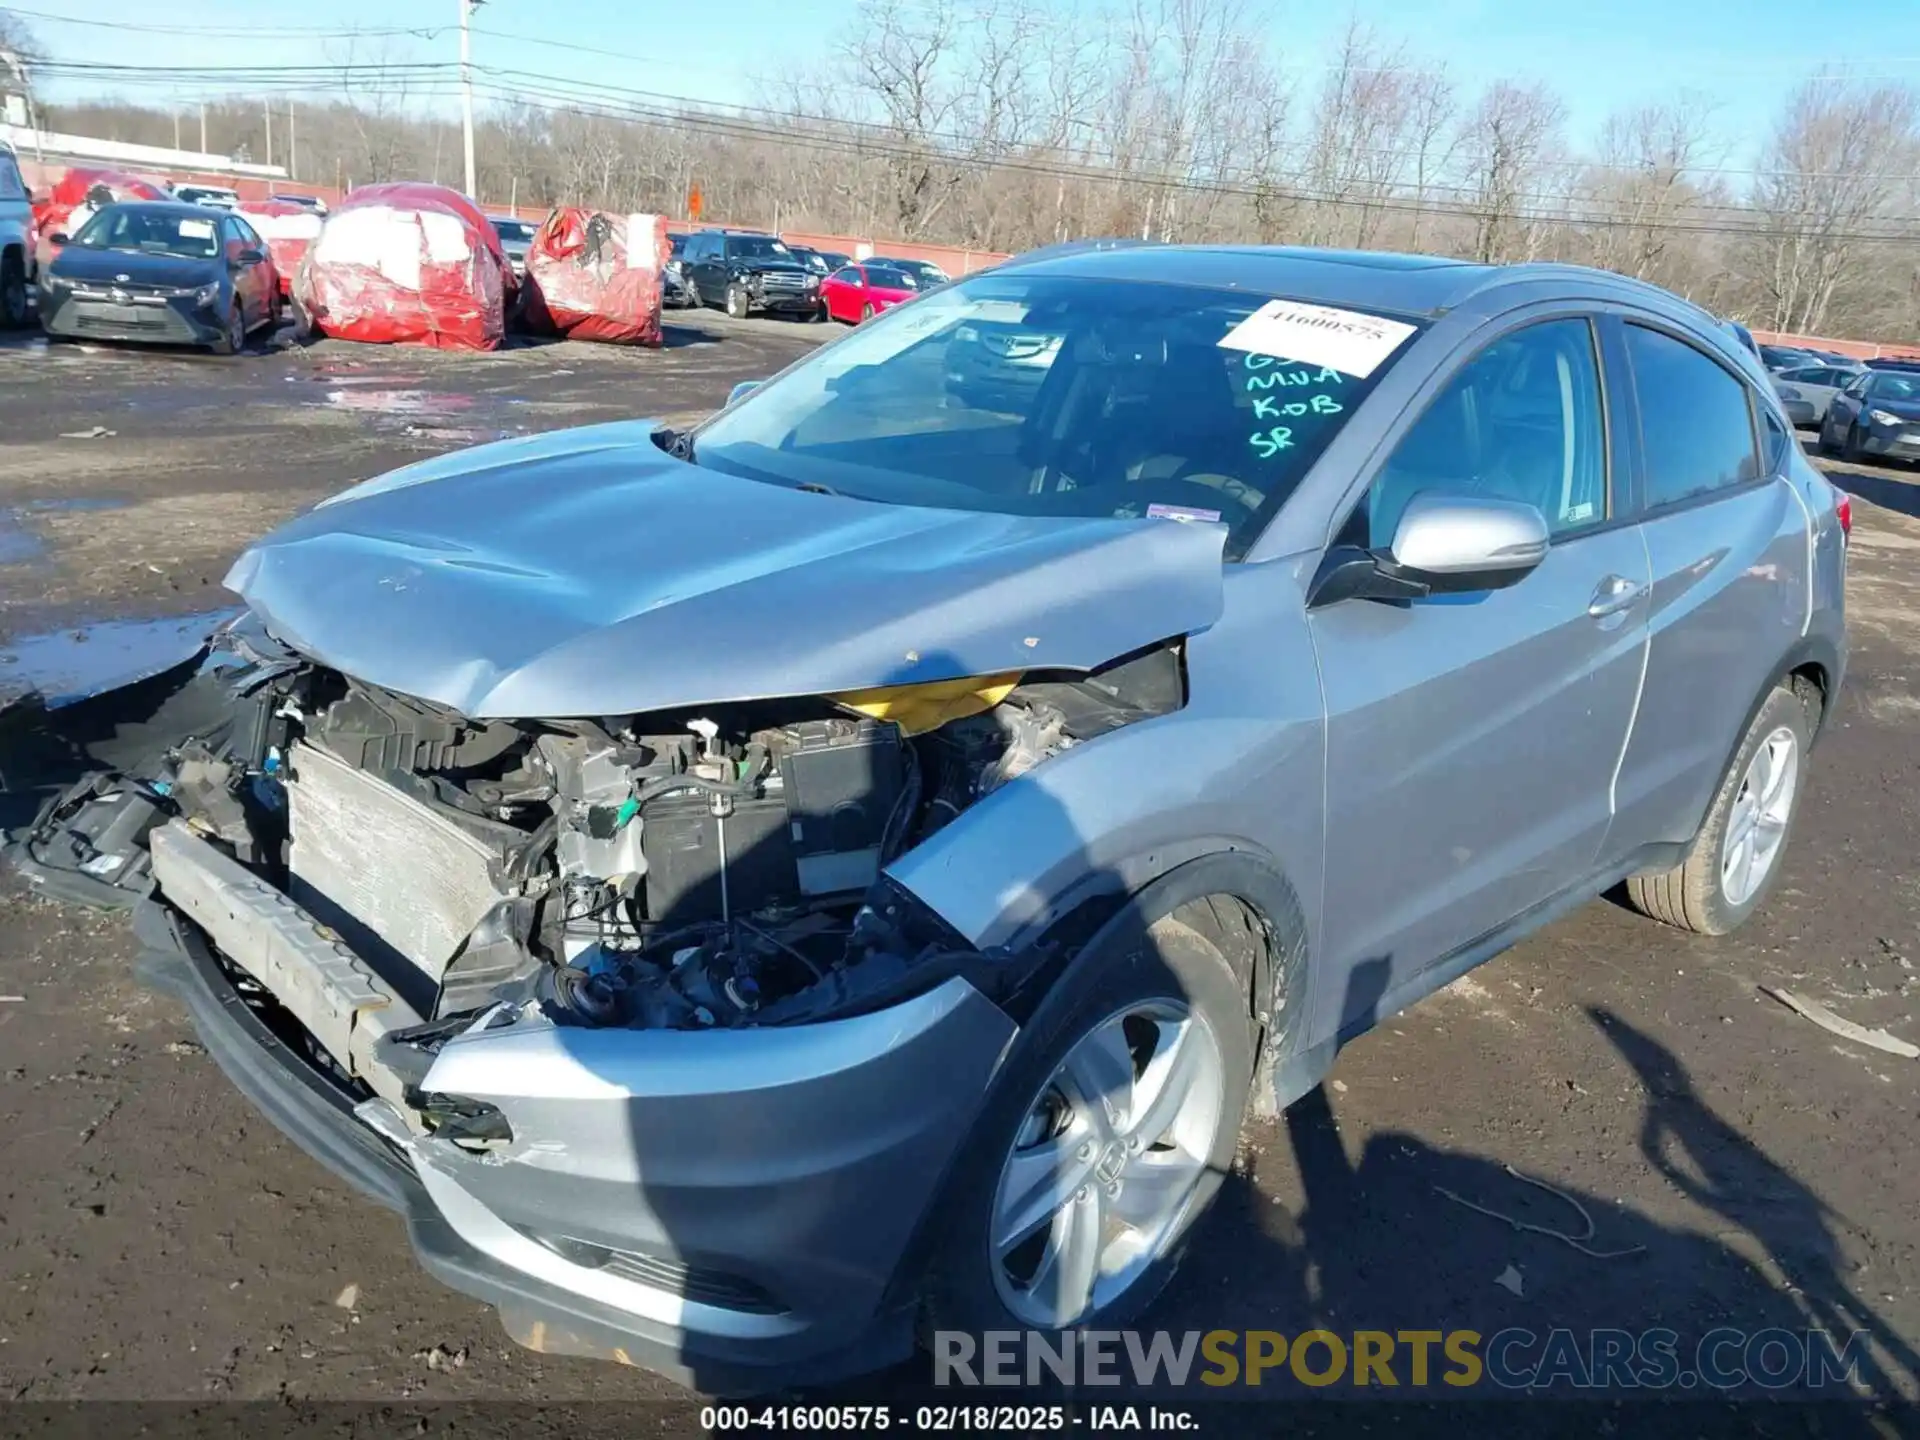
[817,960,1917,1430]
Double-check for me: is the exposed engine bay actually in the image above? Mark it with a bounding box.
[14,616,1185,1046]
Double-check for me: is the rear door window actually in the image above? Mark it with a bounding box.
[1625,325,1761,509]
[0,154,24,201]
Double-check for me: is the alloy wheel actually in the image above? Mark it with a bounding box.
[989,1000,1224,1329]
[1721,725,1798,907]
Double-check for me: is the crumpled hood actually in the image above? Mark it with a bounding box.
[226,421,1226,719]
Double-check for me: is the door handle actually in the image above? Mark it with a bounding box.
[1588,574,1645,618]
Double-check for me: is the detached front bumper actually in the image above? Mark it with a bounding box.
[138,821,1016,1392]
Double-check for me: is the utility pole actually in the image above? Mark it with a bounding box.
[288,99,297,182]
[264,101,273,169]
[172,108,180,150]
[199,102,207,153]
[459,0,482,201]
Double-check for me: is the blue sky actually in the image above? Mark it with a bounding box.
[18,0,1920,177]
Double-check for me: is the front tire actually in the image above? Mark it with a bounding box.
[923,912,1255,1339]
[725,284,751,319]
[211,302,244,356]
[1842,421,1864,464]
[1625,686,1812,935]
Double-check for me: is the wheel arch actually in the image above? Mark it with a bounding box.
[1694,634,1840,848]
[879,849,1314,1319]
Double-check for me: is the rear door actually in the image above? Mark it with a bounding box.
[1312,314,1651,1009]
[1605,319,1811,853]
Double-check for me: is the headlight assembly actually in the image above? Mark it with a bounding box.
[1868,409,1902,427]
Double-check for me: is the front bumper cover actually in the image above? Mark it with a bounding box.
[42,292,229,347]
[133,825,1018,1393]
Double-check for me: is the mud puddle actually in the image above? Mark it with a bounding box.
[0,500,131,569]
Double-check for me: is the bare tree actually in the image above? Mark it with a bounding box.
[1751,76,1920,334]
[1581,95,1719,285]
[1457,81,1566,263]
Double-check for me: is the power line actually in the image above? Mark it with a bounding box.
[42,48,1920,189]
[465,73,1920,245]
[31,57,1920,245]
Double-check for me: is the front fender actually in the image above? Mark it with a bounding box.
[884,710,1324,957]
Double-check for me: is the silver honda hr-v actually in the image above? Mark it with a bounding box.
[13,242,1847,1392]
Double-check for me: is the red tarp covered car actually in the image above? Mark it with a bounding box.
[292,182,512,351]
[520,209,668,346]
[237,199,326,299]
[33,167,170,270]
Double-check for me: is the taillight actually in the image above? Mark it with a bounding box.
[1833,485,1852,542]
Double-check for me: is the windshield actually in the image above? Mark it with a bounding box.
[1871,372,1919,401]
[71,207,220,260]
[693,272,1423,558]
[492,220,534,242]
[865,265,918,291]
[729,236,793,260]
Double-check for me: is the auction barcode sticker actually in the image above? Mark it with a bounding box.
[1218,299,1417,378]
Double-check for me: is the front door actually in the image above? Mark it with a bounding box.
[1310,316,1650,1023]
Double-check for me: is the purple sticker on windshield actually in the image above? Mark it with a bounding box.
[1146,503,1223,524]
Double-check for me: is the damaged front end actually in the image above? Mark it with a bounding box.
[9,609,1187,1377]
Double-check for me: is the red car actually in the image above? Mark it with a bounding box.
[820,261,920,323]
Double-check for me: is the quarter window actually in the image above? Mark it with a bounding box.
[1359,317,1607,549]
[1762,409,1793,473]
[1625,325,1761,509]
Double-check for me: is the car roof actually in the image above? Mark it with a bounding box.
[998,243,1715,324]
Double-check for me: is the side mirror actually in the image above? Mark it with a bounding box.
[234,247,266,266]
[49,231,69,246]
[726,380,762,407]
[1309,494,1551,607]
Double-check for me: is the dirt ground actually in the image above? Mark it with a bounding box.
[1,317,1917,1434]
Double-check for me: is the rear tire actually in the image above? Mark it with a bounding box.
[1625,686,1811,936]
[921,910,1256,1341]
[0,250,27,329]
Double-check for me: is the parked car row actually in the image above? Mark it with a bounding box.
[662,224,952,324]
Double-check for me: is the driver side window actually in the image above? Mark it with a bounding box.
[1356,318,1607,551]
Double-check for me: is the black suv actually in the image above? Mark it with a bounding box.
[681,229,823,320]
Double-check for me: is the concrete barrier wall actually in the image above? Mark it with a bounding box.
[1751,328,1920,362]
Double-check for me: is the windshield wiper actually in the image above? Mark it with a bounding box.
[795,480,841,497]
